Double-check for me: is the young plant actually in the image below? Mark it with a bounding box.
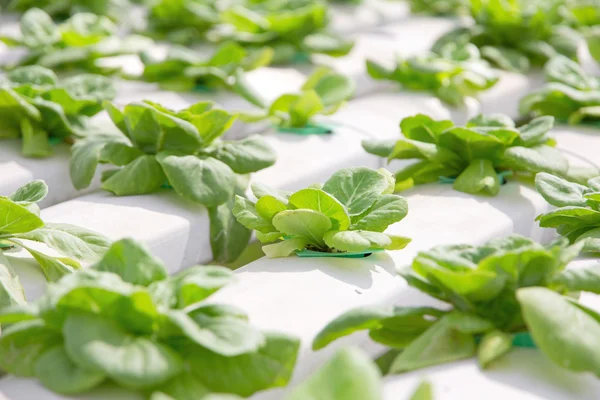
[3,0,130,19]
[362,113,569,196]
[0,238,300,397]
[0,8,152,73]
[366,43,498,106]
[535,172,600,253]
[70,100,277,263]
[233,167,411,258]
[143,0,220,44]
[520,55,600,124]
[313,235,600,377]
[239,67,355,130]
[139,42,273,92]
[0,65,115,157]
[432,0,580,73]
[0,180,111,307]
[210,0,353,65]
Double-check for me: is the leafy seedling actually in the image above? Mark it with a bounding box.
[234,167,411,258]
[3,0,130,20]
[0,65,115,157]
[0,238,300,397]
[0,180,111,308]
[139,42,273,92]
[432,0,580,73]
[209,0,353,65]
[70,100,277,264]
[0,8,152,73]
[520,55,600,124]
[313,234,600,377]
[238,67,355,131]
[367,43,498,106]
[535,172,600,254]
[142,0,220,44]
[362,113,570,196]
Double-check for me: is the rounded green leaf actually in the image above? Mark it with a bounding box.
[453,159,500,196]
[255,195,287,223]
[262,237,308,258]
[289,188,350,230]
[535,172,589,207]
[0,198,44,235]
[322,167,389,216]
[325,230,391,252]
[157,153,236,206]
[8,180,48,203]
[350,194,408,232]
[518,287,600,374]
[102,155,166,196]
[35,345,106,395]
[64,312,184,389]
[209,135,276,174]
[272,210,331,247]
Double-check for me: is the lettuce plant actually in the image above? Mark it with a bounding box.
[70,100,276,263]
[210,0,353,65]
[3,0,130,19]
[0,65,115,157]
[0,8,152,73]
[239,67,355,130]
[313,235,600,376]
[144,0,219,44]
[233,167,411,258]
[139,42,273,92]
[432,0,580,73]
[520,56,600,124]
[535,172,600,253]
[362,113,569,196]
[0,238,300,397]
[0,180,111,307]
[366,43,498,106]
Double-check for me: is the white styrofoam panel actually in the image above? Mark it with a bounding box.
[382,349,600,400]
[478,71,535,119]
[330,0,410,34]
[551,125,600,171]
[0,141,98,208]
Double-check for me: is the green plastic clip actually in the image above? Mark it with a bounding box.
[48,137,63,146]
[511,332,536,348]
[292,52,311,64]
[296,248,384,258]
[193,85,214,93]
[161,181,173,189]
[276,123,332,135]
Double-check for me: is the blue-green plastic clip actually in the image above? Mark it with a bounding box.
[296,248,384,258]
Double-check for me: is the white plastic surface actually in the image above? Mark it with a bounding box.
[330,0,410,34]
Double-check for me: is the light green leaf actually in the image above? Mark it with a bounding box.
[535,172,589,207]
[310,72,355,107]
[322,167,389,216]
[69,138,108,190]
[19,244,76,282]
[552,263,600,293]
[285,348,381,400]
[157,153,235,207]
[289,188,350,230]
[15,223,110,263]
[102,155,166,196]
[0,198,44,234]
[262,237,308,258]
[208,197,252,264]
[209,135,276,174]
[233,196,274,233]
[385,235,412,250]
[325,230,391,252]
[64,312,184,389]
[410,381,433,400]
[189,333,300,397]
[518,287,600,374]
[0,254,26,308]
[350,194,408,232]
[92,238,167,286]
[502,145,569,176]
[390,317,475,373]
[255,195,287,223]
[35,345,106,395]
[272,210,331,247]
[161,309,264,356]
[9,180,48,203]
[251,182,291,204]
[477,330,512,368]
[20,8,60,48]
[453,158,500,196]
[0,319,62,377]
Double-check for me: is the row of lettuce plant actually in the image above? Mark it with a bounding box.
[313,234,600,377]
[0,231,431,400]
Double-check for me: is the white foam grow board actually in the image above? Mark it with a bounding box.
[330,0,410,34]
[478,71,534,119]
[382,349,600,400]
[0,141,98,208]
[551,125,600,171]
